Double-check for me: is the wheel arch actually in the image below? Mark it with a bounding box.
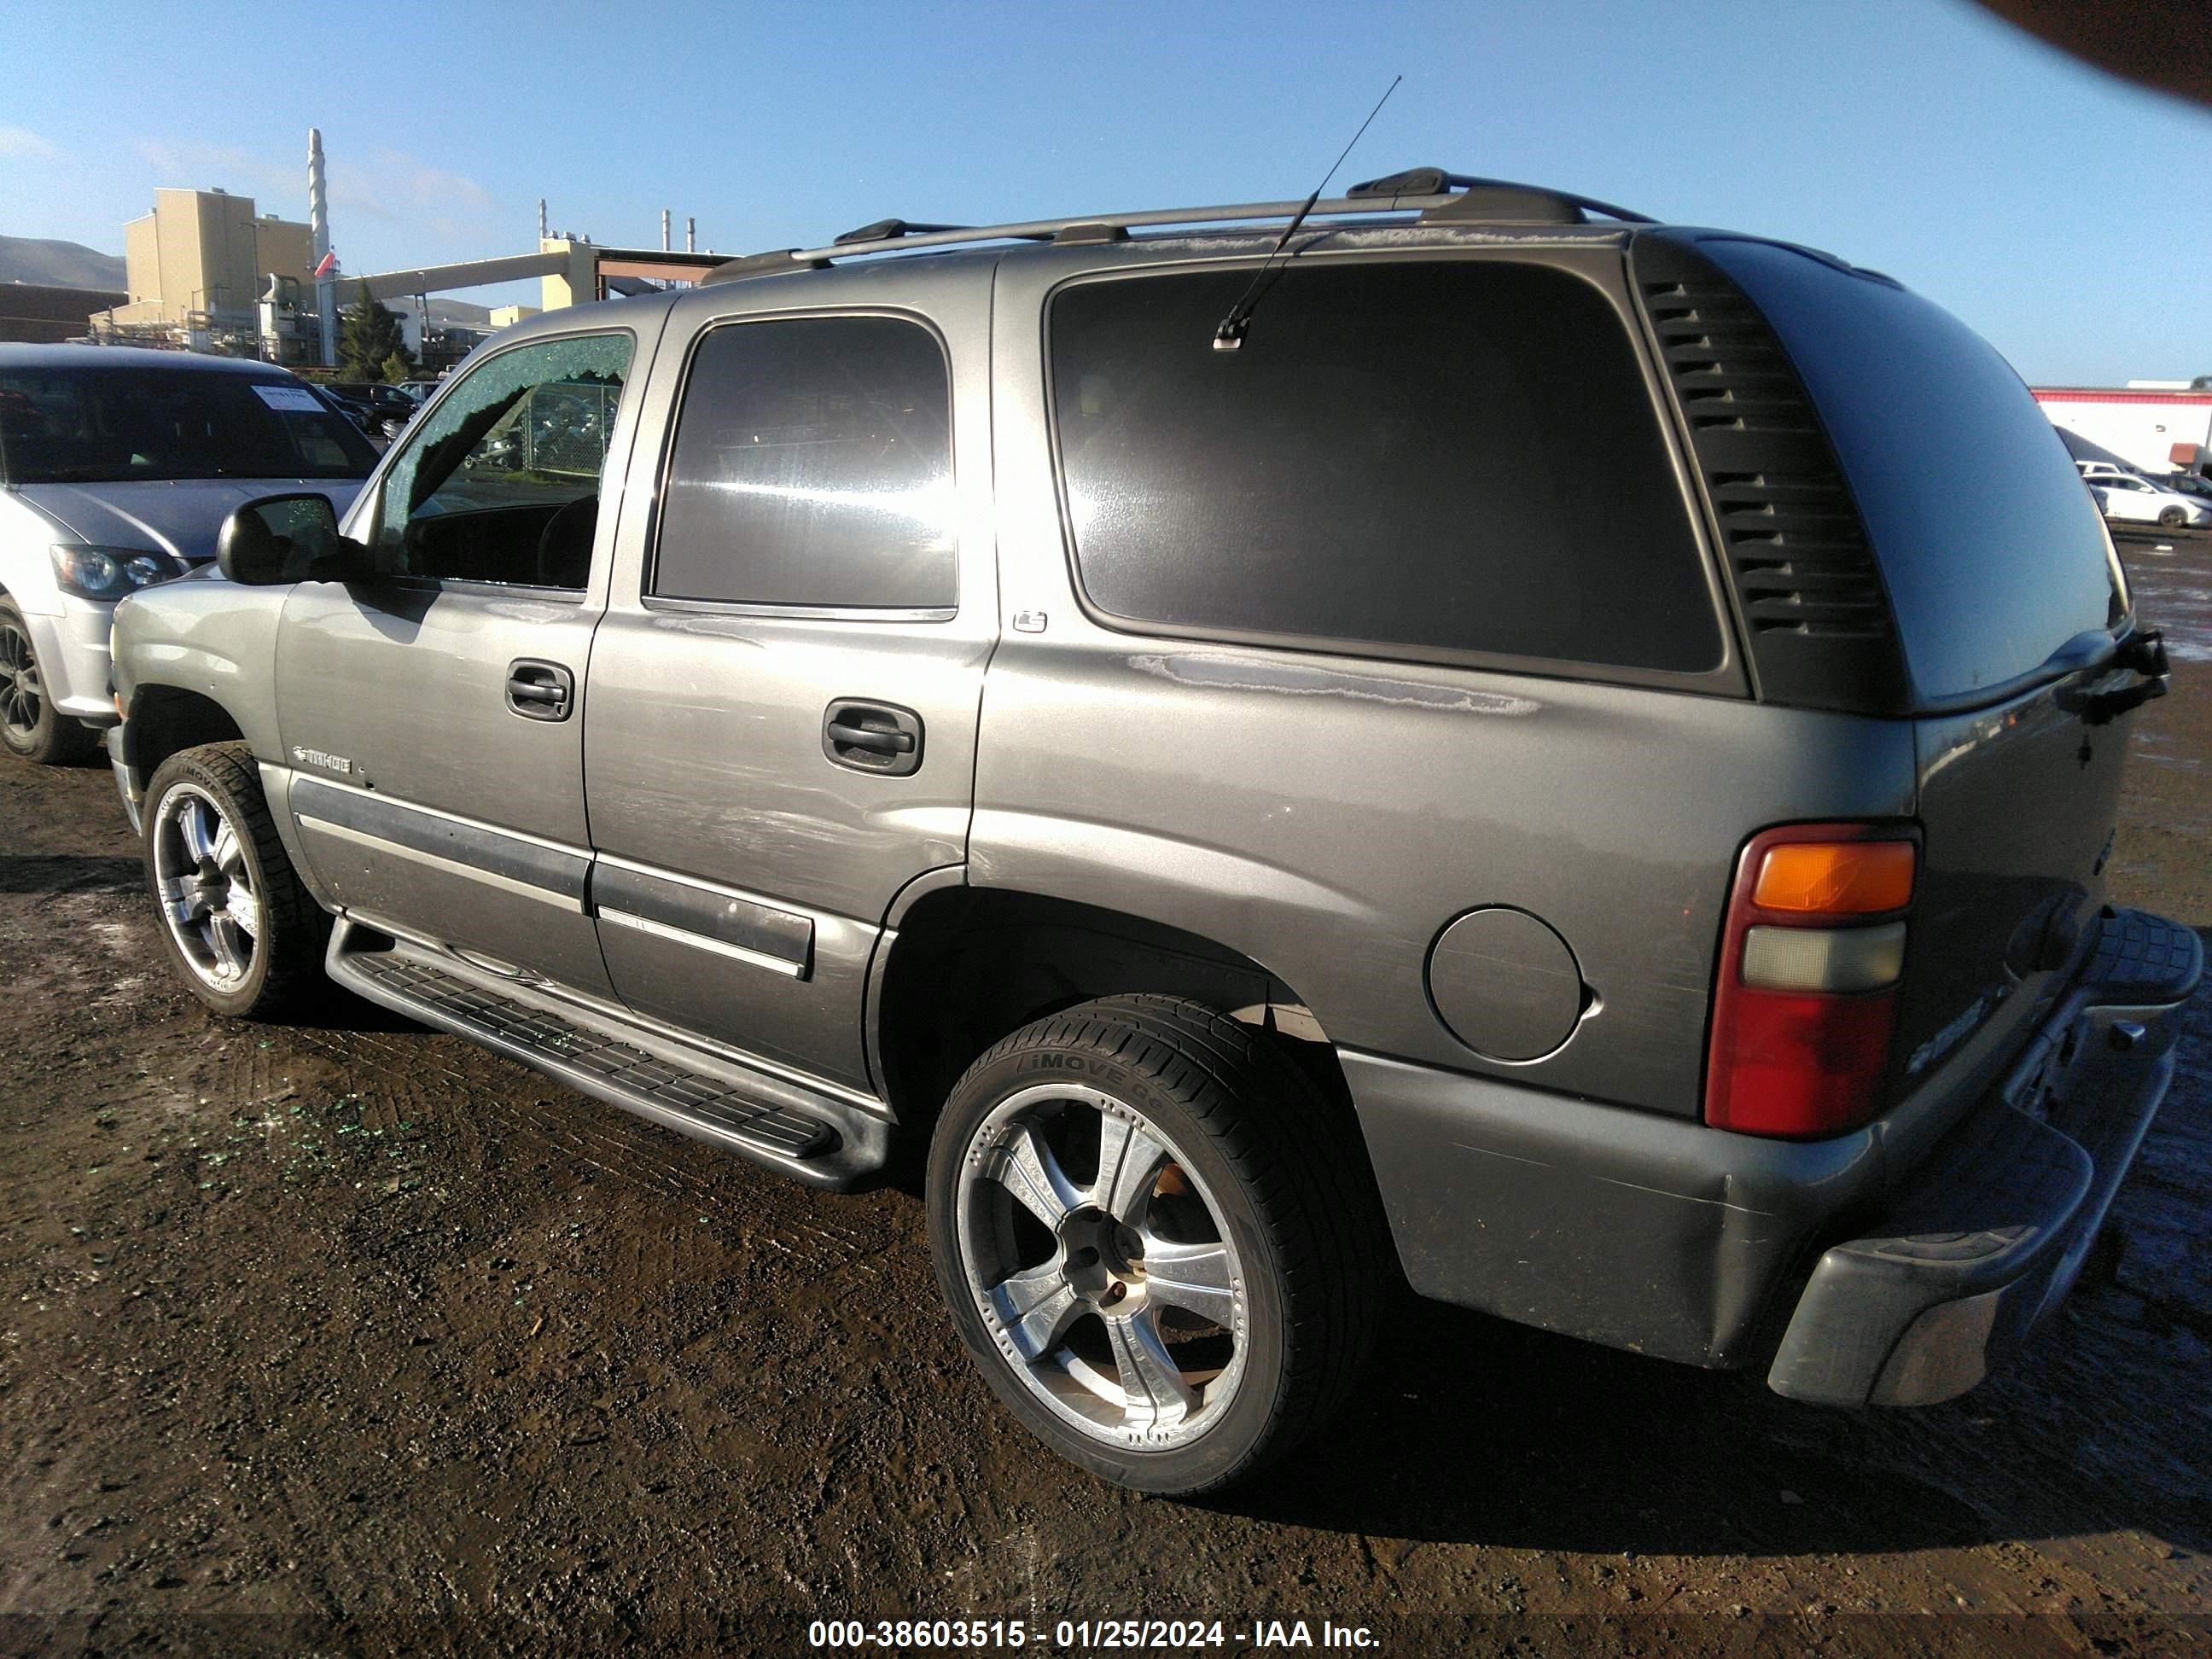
[123,684,247,795]
[871,885,1346,1132]
[0,556,59,614]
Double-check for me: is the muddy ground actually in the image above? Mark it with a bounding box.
[3,535,2210,1657]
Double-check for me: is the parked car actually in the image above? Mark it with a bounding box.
[397,379,442,404]
[2087,469,2212,528]
[2075,461,2133,482]
[2154,471,2212,507]
[0,345,375,763]
[323,381,418,440]
[332,381,422,425]
[108,171,2196,1494]
[311,386,381,436]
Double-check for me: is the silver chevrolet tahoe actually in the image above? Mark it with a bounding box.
[106,170,2199,1494]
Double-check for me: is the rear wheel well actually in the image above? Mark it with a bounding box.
[126,686,245,789]
[876,888,1349,1132]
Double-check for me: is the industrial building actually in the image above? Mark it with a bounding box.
[73,131,714,367]
[97,188,314,341]
[2034,383,2212,476]
[0,282,126,344]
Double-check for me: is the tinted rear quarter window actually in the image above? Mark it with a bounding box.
[1049,260,1722,674]
[653,317,956,610]
[1703,239,2123,700]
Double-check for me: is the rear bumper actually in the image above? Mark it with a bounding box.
[1767,911,2198,1406]
[1347,908,2199,1397]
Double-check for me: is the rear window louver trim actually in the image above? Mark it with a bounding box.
[1633,236,1912,713]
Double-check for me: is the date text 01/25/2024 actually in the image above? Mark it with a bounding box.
[806,1619,1381,1650]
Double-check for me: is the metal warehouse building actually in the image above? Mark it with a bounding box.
[2034,384,2212,475]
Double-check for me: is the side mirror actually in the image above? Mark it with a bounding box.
[217,493,365,585]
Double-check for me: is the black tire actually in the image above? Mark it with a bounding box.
[142,742,329,1018]
[2157,505,2186,528]
[926,993,1388,1494]
[0,598,100,765]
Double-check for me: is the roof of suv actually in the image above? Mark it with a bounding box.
[694,168,1657,286]
[480,170,1903,365]
[481,189,1685,359]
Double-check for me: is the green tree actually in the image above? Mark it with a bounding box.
[338,282,412,379]
[380,350,412,386]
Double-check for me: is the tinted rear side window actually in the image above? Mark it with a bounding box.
[653,317,955,609]
[1703,240,2123,701]
[1049,261,1721,673]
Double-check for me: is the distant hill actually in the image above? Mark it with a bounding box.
[0,234,126,289]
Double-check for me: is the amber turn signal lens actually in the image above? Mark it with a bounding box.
[1752,840,1915,916]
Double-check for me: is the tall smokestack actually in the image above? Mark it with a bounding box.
[686,216,696,253]
[538,198,548,241]
[661,208,671,252]
[309,128,335,367]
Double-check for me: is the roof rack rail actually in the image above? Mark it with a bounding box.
[1347,169,1655,226]
[700,167,1652,286]
[834,217,1058,247]
[833,218,958,245]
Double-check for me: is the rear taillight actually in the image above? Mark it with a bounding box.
[1704,824,1918,1138]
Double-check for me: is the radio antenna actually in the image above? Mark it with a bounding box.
[1214,73,1402,352]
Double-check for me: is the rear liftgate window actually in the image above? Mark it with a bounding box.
[654,316,956,609]
[1701,239,2126,701]
[1050,261,1721,673]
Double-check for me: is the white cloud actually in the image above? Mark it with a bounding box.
[133,137,296,199]
[129,135,511,261]
[0,126,62,161]
[330,149,499,244]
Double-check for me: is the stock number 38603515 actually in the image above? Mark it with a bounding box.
[806,1618,1237,1649]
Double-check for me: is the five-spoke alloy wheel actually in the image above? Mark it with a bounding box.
[928,994,1387,1494]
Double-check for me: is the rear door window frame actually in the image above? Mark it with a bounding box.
[642,307,960,624]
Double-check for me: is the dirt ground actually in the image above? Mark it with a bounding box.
[3,536,2211,1657]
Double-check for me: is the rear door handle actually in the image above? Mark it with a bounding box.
[507,659,574,722]
[822,699,923,776]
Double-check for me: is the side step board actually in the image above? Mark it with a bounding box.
[324,921,893,1190]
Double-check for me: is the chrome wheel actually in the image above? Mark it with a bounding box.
[151,784,262,990]
[0,619,42,745]
[954,1082,1249,1450]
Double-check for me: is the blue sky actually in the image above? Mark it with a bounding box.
[3,0,2207,384]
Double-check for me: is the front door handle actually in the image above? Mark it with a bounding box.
[507,659,574,722]
[822,699,923,776]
